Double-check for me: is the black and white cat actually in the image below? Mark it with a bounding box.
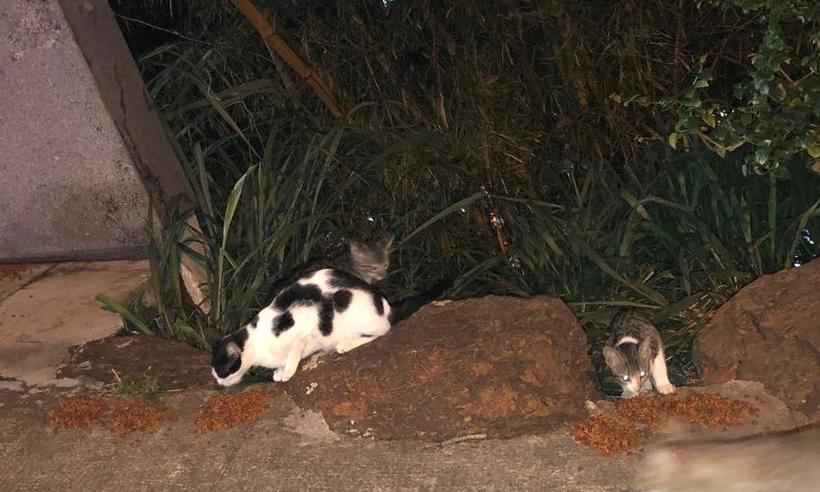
[210,238,449,387]
[602,309,676,398]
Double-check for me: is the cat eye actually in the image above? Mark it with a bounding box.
[640,370,646,377]
[622,375,630,382]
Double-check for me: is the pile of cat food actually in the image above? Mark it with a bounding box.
[573,392,757,456]
[195,388,269,432]
[47,396,108,430]
[107,399,176,436]
[48,395,175,436]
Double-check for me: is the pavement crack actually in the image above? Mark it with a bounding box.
[0,264,59,305]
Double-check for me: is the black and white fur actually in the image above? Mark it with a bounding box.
[211,237,449,387]
[602,310,676,398]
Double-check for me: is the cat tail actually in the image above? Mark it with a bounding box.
[388,276,456,325]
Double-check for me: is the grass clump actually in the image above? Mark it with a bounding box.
[112,373,161,400]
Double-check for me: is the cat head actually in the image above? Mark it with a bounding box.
[348,235,393,284]
[210,329,249,387]
[603,339,654,398]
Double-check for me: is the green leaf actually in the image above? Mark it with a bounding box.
[694,78,710,89]
[96,295,152,335]
[215,165,257,323]
[702,109,716,128]
[668,132,679,149]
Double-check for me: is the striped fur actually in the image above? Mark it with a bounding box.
[603,310,676,398]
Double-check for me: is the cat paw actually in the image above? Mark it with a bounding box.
[272,369,291,382]
[656,383,676,395]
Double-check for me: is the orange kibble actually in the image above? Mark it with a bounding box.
[572,392,757,455]
[195,388,269,432]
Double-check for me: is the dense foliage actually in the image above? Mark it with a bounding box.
[108,0,820,392]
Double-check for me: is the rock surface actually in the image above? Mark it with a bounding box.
[694,258,820,418]
[287,295,600,441]
[58,334,213,390]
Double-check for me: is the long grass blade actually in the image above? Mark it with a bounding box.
[215,165,257,322]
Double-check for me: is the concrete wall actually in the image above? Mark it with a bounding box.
[0,0,149,262]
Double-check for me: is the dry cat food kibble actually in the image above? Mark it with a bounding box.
[196,388,269,432]
[47,396,108,430]
[47,395,175,436]
[573,413,640,456]
[573,392,757,456]
[108,399,176,436]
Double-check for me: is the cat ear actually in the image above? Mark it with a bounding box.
[603,346,627,375]
[638,337,657,369]
[226,341,242,359]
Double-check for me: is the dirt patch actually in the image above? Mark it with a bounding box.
[573,392,757,456]
[58,334,212,390]
[47,394,176,436]
[694,258,820,418]
[287,295,599,441]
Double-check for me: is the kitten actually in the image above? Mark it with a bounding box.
[210,267,451,387]
[636,421,820,491]
[602,310,675,398]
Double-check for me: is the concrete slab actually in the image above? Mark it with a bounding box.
[0,381,810,492]
[0,390,638,492]
[0,0,149,261]
[0,260,149,386]
[0,264,55,301]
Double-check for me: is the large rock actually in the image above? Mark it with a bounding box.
[287,295,599,441]
[694,258,820,418]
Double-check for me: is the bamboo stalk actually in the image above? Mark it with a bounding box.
[230,0,346,119]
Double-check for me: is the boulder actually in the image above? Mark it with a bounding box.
[286,295,599,441]
[694,258,820,418]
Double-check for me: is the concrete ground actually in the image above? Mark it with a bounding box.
[0,261,810,491]
[0,388,639,492]
[0,261,149,385]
